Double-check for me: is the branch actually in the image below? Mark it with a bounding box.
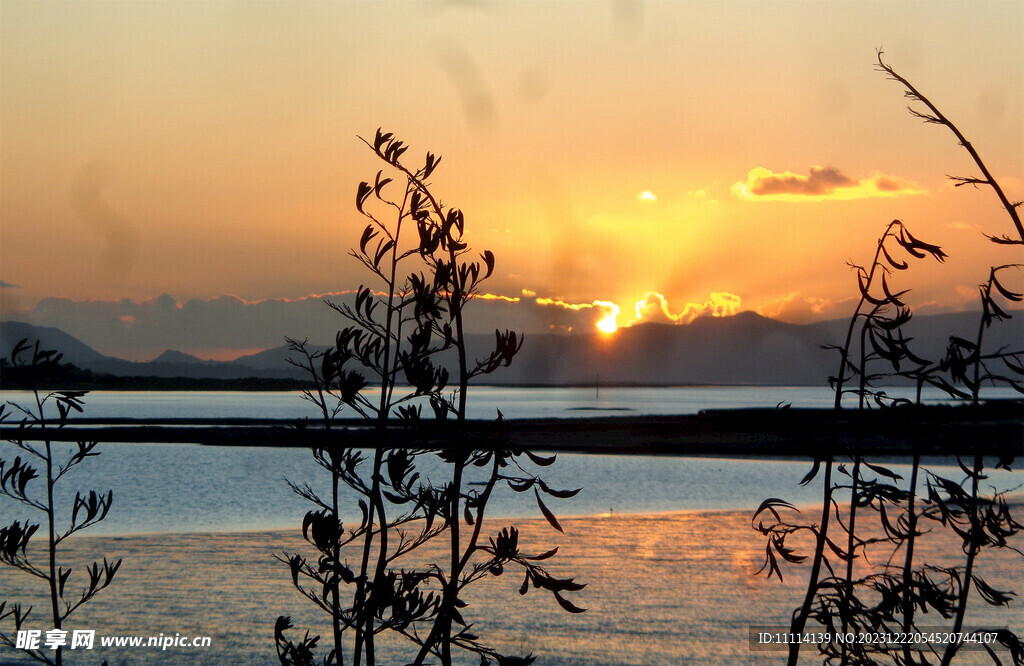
[876,50,1024,243]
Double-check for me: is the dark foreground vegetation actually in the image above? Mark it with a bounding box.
[753,53,1023,666]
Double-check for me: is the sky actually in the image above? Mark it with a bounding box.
[1,1,1022,359]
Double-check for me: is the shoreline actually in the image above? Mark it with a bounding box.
[3,402,1020,457]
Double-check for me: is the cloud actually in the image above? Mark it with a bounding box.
[476,293,521,303]
[533,296,619,332]
[627,291,743,326]
[0,281,18,288]
[8,290,542,360]
[756,292,850,324]
[732,166,927,201]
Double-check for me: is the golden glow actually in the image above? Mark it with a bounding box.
[623,291,743,327]
[534,297,621,334]
[595,301,621,333]
[476,293,521,303]
[2,2,1019,327]
[533,291,748,334]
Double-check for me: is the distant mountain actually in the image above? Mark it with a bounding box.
[2,311,1021,387]
[462,309,1023,386]
[481,311,840,385]
[0,320,114,366]
[232,344,329,371]
[0,321,301,380]
[151,349,213,365]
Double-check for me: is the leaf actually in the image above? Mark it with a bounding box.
[864,462,903,481]
[800,459,822,486]
[535,488,564,533]
[973,575,1015,606]
[538,479,581,498]
[992,271,1024,302]
[753,498,796,522]
[481,250,495,279]
[359,225,376,254]
[551,590,586,614]
[881,242,909,270]
[508,478,536,493]
[524,547,559,561]
[880,274,906,307]
[356,182,373,212]
[524,450,556,467]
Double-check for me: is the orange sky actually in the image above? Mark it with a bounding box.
[2,1,1022,340]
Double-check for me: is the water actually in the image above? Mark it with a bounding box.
[1,387,1020,664]
[2,387,1019,535]
[2,384,1008,421]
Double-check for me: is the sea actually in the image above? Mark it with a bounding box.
[0,386,1020,664]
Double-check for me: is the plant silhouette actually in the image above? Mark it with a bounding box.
[0,340,121,665]
[276,130,584,666]
[754,54,1023,666]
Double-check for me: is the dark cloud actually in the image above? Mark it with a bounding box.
[875,176,903,192]
[733,166,926,200]
[0,281,18,288]
[750,166,854,196]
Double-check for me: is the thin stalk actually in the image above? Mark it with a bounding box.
[33,391,62,666]
[415,448,502,665]
[45,446,62,665]
[901,451,921,665]
[788,457,833,666]
[941,300,989,665]
[795,225,896,662]
[444,266,471,666]
[839,316,877,658]
[459,454,501,571]
[304,352,346,666]
[354,185,410,666]
[940,450,981,666]
[840,453,862,662]
[414,248,471,665]
[331,442,344,666]
[833,221,899,409]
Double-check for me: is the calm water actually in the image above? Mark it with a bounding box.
[0,387,1020,535]
[3,514,1020,665]
[1,384,1008,421]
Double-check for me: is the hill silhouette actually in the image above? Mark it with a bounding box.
[2,311,1021,387]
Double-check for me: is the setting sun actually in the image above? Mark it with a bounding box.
[595,301,620,334]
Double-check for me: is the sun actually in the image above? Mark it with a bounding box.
[595,301,620,334]
[636,190,657,202]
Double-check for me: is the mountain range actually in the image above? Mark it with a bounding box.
[1,311,1021,386]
